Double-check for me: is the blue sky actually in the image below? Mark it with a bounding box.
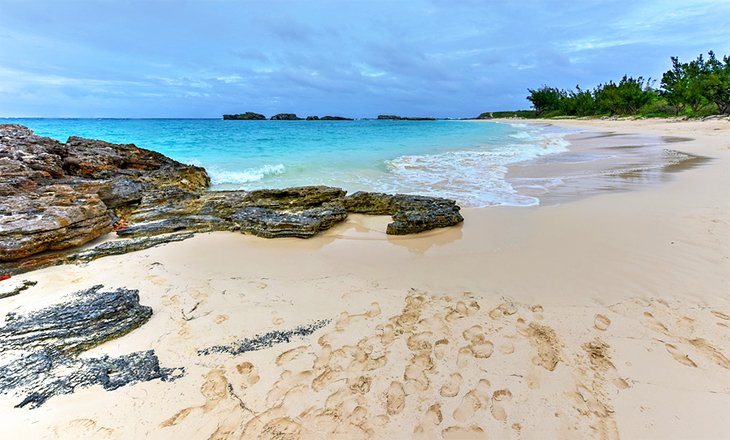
[1,0,728,118]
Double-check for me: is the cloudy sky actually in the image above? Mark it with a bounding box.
[0,0,728,118]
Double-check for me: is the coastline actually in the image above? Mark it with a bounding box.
[1,119,729,438]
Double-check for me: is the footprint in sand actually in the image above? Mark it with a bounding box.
[665,343,698,367]
[491,389,513,421]
[440,373,463,398]
[711,310,730,321]
[643,311,670,334]
[275,346,309,366]
[54,419,114,438]
[457,346,474,368]
[499,341,515,355]
[462,325,483,341]
[425,403,443,425]
[434,338,450,360]
[688,338,730,369]
[442,425,487,439]
[453,390,482,422]
[470,337,494,359]
[214,314,229,324]
[526,322,561,371]
[260,417,301,440]
[236,362,261,387]
[268,370,314,404]
[452,380,490,422]
[386,381,406,415]
[594,314,611,331]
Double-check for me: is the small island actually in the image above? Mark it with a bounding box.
[222,112,266,120]
[377,115,436,121]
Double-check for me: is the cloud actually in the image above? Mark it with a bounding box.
[0,0,728,117]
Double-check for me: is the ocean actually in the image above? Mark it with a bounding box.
[3,118,574,207]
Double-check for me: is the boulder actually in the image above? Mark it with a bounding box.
[345,191,464,234]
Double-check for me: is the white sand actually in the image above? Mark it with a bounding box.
[0,118,728,439]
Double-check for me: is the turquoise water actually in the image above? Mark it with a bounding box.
[3,118,572,207]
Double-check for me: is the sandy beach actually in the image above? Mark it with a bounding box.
[1,118,728,439]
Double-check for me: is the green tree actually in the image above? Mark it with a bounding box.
[660,57,689,114]
[595,76,653,115]
[704,51,730,114]
[559,86,596,116]
[526,86,565,115]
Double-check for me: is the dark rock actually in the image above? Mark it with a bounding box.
[232,204,348,238]
[346,191,464,234]
[387,194,464,234]
[199,319,331,356]
[116,216,230,237]
[376,115,436,121]
[65,233,196,263]
[0,284,183,408]
[0,285,151,354]
[306,116,320,120]
[2,349,184,409]
[223,112,266,120]
[270,113,303,120]
[320,116,354,120]
[0,279,37,300]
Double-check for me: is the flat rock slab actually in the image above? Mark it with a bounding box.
[0,285,183,408]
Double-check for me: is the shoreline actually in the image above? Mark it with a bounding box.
[1,118,729,438]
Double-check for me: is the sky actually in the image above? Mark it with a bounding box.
[0,0,728,118]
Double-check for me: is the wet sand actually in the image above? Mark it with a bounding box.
[0,118,728,439]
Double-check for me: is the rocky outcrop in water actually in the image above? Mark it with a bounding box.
[0,124,463,275]
[0,285,183,408]
[223,112,266,120]
[376,115,436,121]
[270,113,303,120]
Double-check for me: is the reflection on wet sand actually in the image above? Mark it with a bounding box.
[507,131,710,206]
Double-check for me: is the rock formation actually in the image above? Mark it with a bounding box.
[270,113,303,120]
[376,115,437,121]
[0,124,463,275]
[0,285,183,408]
[223,112,266,120]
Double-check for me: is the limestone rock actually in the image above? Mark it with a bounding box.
[346,191,464,234]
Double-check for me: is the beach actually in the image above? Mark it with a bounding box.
[1,118,728,439]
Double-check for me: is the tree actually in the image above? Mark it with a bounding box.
[595,76,653,115]
[526,86,565,115]
[704,51,730,114]
[661,57,689,115]
[559,85,596,116]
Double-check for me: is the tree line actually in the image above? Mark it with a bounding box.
[525,51,730,117]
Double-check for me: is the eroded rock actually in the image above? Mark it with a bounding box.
[0,285,183,408]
